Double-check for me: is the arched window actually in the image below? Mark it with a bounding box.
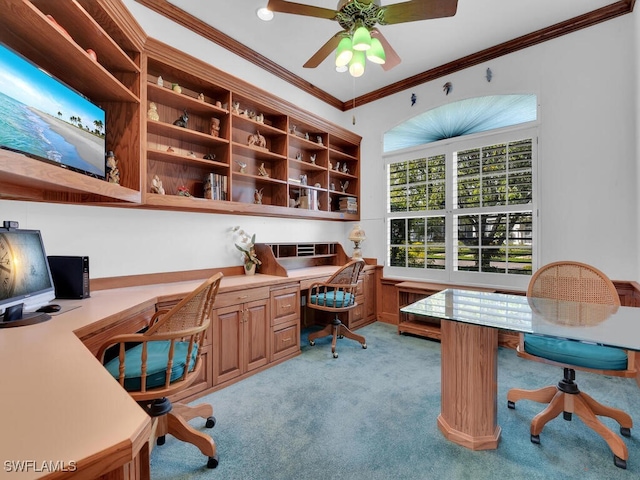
[384,94,538,289]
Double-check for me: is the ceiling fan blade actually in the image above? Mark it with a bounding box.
[382,0,459,25]
[267,0,337,20]
[303,32,344,68]
[370,29,401,71]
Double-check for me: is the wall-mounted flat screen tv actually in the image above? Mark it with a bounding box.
[0,43,106,179]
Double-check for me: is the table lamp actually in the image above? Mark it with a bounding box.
[348,224,366,258]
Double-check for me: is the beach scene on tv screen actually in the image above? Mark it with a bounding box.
[0,44,105,178]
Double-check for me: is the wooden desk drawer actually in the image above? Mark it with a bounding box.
[214,286,270,308]
[271,285,299,327]
[272,323,299,361]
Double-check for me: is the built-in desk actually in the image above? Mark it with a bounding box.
[0,269,349,479]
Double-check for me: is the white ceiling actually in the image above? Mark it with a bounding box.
[166,0,619,103]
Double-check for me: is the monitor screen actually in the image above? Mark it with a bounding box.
[0,228,55,319]
[0,42,106,179]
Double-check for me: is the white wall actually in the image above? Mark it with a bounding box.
[355,11,639,284]
[1,5,637,283]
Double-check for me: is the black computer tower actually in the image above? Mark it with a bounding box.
[47,256,90,299]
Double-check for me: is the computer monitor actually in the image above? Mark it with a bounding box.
[0,227,56,325]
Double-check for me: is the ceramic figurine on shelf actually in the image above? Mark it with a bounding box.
[210,117,220,137]
[254,188,264,204]
[177,185,191,197]
[341,180,349,193]
[335,162,340,171]
[147,102,160,121]
[150,175,165,195]
[296,152,302,161]
[105,151,120,184]
[305,132,310,141]
[258,163,269,177]
[300,174,307,185]
[157,76,164,87]
[203,153,216,160]
[342,163,349,174]
[232,101,240,115]
[86,49,97,62]
[187,151,196,158]
[255,113,264,124]
[173,110,188,128]
[290,125,297,135]
[235,160,247,173]
[172,83,182,94]
[198,93,205,101]
[166,146,175,153]
[310,154,316,164]
[248,131,267,149]
[317,135,323,145]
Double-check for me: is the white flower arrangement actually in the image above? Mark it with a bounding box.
[232,226,261,269]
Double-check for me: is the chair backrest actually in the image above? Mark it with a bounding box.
[527,261,620,306]
[325,258,365,287]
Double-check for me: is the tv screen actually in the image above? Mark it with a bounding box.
[0,228,55,320]
[0,43,106,179]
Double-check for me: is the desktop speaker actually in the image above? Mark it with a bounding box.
[47,256,90,299]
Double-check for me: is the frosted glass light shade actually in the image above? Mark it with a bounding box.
[366,37,385,64]
[335,37,353,67]
[352,25,371,51]
[349,50,366,77]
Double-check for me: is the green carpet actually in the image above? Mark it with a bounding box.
[150,322,640,479]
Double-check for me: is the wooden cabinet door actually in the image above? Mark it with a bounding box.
[364,270,376,321]
[213,303,243,384]
[244,299,269,372]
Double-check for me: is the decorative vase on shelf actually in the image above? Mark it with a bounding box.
[244,263,256,276]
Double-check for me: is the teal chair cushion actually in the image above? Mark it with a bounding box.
[104,340,198,391]
[524,333,627,371]
[310,290,354,308]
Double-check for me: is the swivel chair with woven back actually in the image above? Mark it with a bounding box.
[507,261,635,469]
[307,259,367,358]
[98,272,223,469]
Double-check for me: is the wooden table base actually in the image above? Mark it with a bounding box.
[438,320,501,450]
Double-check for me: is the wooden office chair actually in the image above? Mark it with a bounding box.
[507,261,635,469]
[98,272,223,469]
[307,259,367,358]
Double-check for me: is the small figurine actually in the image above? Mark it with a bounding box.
[105,151,120,184]
[177,185,191,197]
[305,132,310,141]
[210,117,220,137]
[173,110,188,128]
[295,152,302,161]
[254,188,264,205]
[235,160,247,174]
[198,93,205,101]
[255,113,264,124]
[335,162,340,171]
[300,174,307,185]
[203,153,216,160]
[150,175,165,195]
[257,163,269,177]
[147,102,159,121]
[247,131,267,149]
[341,180,349,193]
[172,83,182,94]
[86,49,97,62]
[290,125,297,135]
[232,101,240,115]
[157,76,163,87]
[166,146,175,153]
[330,182,336,191]
[310,154,316,164]
[187,151,196,158]
[215,100,222,108]
[317,135,323,145]
[342,163,349,174]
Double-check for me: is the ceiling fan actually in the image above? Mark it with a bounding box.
[266,0,459,75]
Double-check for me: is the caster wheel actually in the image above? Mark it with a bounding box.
[333,352,338,358]
[614,455,627,469]
[338,335,344,339]
[530,434,540,444]
[362,343,367,349]
[309,340,315,346]
[156,435,166,446]
[206,416,216,428]
[207,454,219,469]
[507,401,515,409]
[620,427,631,437]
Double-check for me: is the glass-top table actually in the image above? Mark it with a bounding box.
[400,289,640,452]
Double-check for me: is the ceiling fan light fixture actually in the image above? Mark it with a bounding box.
[336,64,348,73]
[335,36,353,67]
[366,37,385,64]
[352,25,371,51]
[348,50,366,77]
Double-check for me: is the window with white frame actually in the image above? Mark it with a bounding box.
[386,127,537,288]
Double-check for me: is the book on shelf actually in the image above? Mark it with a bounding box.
[204,173,228,200]
[338,195,357,213]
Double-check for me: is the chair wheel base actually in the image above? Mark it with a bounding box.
[507,401,515,409]
[362,343,367,349]
[156,435,166,446]
[309,340,315,346]
[530,434,540,444]
[614,455,627,469]
[206,416,216,428]
[207,454,219,469]
[620,426,631,437]
[333,352,338,358]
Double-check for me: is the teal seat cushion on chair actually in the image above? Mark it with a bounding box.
[310,290,354,308]
[524,333,627,371]
[104,340,198,391]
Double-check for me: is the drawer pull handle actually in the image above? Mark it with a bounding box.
[238,295,249,299]
[282,304,291,308]
[282,337,291,342]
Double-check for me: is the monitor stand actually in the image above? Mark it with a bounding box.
[0,304,51,328]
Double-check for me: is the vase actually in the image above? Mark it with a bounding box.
[244,263,256,275]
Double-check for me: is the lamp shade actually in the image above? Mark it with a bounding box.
[349,50,366,77]
[352,25,371,51]
[348,224,367,242]
[335,36,353,67]
[366,37,385,64]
